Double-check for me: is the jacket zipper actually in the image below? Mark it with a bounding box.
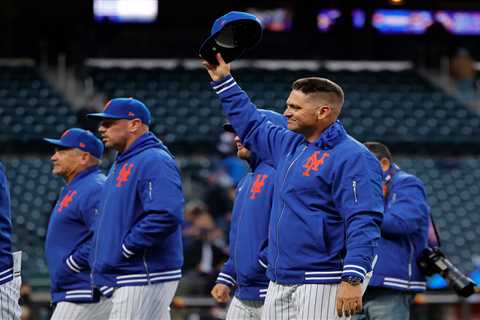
[352,180,358,203]
[92,164,116,277]
[407,237,414,289]
[233,175,251,283]
[90,208,99,286]
[148,181,153,200]
[274,145,308,280]
[143,251,150,284]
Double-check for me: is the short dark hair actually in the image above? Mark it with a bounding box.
[364,141,392,161]
[292,77,344,108]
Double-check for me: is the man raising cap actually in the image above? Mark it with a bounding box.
[44,128,108,319]
[202,53,384,319]
[88,98,184,320]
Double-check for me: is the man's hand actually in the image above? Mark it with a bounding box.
[211,283,232,303]
[336,281,363,317]
[201,53,231,81]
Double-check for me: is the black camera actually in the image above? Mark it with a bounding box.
[418,247,477,297]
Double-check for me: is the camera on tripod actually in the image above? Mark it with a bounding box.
[418,247,477,297]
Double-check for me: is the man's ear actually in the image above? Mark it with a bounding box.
[129,119,143,133]
[317,105,331,120]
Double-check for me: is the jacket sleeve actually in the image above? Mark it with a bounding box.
[66,187,101,273]
[382,176,430,237]
[211,75,299,166]
[215,180,243,288]
[216,258,237,288]
[332,152,384,281]
[0,165,12,236]
[122,155,184,257]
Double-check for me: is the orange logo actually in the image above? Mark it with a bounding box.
[116,163,134,187]
[79,142,86,148]
[383,184,388,197]
[250,174,268,200]
[302,151,330,176]
[128,112,135,117]
[58,190,77,213]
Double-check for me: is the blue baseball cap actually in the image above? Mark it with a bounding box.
[87,98,152,125]
[44,128,104,159]
[223,109,287,133]
[200,11,263,65]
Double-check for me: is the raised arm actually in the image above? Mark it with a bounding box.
[203,53,300,165]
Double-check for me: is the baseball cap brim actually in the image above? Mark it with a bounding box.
[43,138,74,149]
[86,112,127,120]
[199,37,245,66]
[199,18,262,65]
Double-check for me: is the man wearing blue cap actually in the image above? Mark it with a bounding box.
[44,128,108,319]
[211,110,286,319]
[202,53,383,319]
[88,98,184,319]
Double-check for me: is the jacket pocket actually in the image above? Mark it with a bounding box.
[54,257,79,289]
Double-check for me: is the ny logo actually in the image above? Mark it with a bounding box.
[250,174,268,200]
[116,163,134,187]
[58,190,77,213]
[302,151,330,176]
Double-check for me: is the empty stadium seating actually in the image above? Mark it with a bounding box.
[0,66,76,141]
[88,67,480,145]
[0,156,60,283]
[396,157,480,273]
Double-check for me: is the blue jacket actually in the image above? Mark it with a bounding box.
[0,163,15,285]
[91,132,184,295]
[216,154,274,301]
[211,76,384,285]
[368,164,430,292]
[45,166,106,303]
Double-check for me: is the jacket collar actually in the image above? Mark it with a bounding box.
[313,120,347,150]
[67,165,100,188]
[116,132,173,163]
[383,163,400,184]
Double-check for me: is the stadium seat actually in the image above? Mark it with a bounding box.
[88,67,480,145]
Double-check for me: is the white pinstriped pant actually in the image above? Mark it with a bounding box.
[51,281,178,320]
[226,297,264,320]
[261,282,352,320]
[51,299,111,320]
[0,276,21,320]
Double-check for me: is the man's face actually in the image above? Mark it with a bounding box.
[50,148,83,178]
[98,119,130,150]
[234,136,251,160]
[283,90,319,136]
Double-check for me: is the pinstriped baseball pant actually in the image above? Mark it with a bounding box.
[51,299,111,320]
[52,281,179,320]
[226,297,264,320]
[0,277,21,320]
[107,280,179,320]
[261,282,352,320]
